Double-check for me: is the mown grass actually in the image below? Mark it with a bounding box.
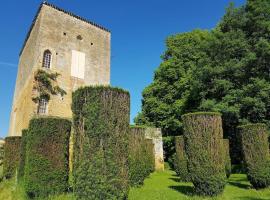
[0,168,270,199]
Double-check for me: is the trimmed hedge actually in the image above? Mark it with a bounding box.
[238,123,270,189]
[72,86,130,200]
[223,139,231,178]
[18,129,28,180]
[145,138,155,174]
[174,136,189,182]
[182,112,226,196]
[24,117,71,198]
[3,136,21,179]
[128,127,155,187]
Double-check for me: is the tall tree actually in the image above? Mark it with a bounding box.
[136,0,270,163]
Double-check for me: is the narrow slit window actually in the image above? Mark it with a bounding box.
[42,50,52,69]
[37,98,48,114]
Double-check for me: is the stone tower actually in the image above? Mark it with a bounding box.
[9,2,110,136]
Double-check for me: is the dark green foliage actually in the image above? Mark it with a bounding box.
[182,112,226,196]
[3,136,21,179]
[18,129,27,180]
[162,136,175,168]
[0,142,4,166]
[145,139,155,173]
[72,86,130,200]
[128,127,155,187]
[223,139,232,178]
[174,136,189,182]
[136,0,270,164]
[238,123,270,189]
[24,117,71,198]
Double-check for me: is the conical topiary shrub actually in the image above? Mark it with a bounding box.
[238,123,270,189]
[72,86,130,200]
[182,112,226,196]
[24,117,71,198]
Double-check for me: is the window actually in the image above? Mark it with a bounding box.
[37,98,48,114]
[42,50,52,69]
[71,50,85,79]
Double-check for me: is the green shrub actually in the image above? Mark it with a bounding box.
[3,136,21,179]
[162,136,175,169]
[238,123,270,189]
[72,86,130,200]
[223,139,231,178]
[24,117,71,198]
[128,127,155,187]
[174,136,189,182]
[18,129,27,180]
[182,112,226,196]
[145,139,155,174]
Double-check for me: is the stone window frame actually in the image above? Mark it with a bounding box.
[42,49,52,69]
[37,98,48,115]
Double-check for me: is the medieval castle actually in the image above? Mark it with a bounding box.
[9,2,110,136]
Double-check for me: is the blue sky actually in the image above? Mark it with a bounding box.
[0,0,245,138]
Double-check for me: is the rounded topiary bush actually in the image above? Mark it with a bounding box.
[223,139,231,178]
[24,117,71,198]
[128,126,155,187]
[174,136,189,182]
[72,86,130,200]
[182,112,226,196]
[18,129,28,180]
[3,136,21,179]
[238,123,270,189]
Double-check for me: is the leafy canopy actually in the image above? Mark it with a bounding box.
[135,0,270,138]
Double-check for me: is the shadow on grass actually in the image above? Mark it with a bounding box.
[228,181,251,189]
[169,177,180,182]
[169,185,194,196]
[238,197,266,200]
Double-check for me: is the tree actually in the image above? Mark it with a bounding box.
[136,0,270,163]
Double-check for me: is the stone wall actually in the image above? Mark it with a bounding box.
[145,128,164,171]
[9,3,111,136]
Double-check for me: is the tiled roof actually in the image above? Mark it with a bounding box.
[19,1,110,56]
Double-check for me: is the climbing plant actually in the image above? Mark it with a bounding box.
[32,69,66,103]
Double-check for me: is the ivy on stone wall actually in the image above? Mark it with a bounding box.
[32,69,66,103]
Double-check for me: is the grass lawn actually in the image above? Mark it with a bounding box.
[129,170,270,200]
[0,169,270,199]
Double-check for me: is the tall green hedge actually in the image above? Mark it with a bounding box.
[223,139,231,178]
[18,129,28,180]
[174,136,189,182]
[145,138,155,174]
[3,136,21,179]
[24,117,71,198]
[72,86,130,200]
[128,127,155,186]
[238,123,270,189]
[182,112,226,196]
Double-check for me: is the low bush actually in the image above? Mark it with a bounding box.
[238,123,270,189]
[72,86,130,200]
[174,136,189,182]
[18,129,27,180]
[3,136,21,179]
[128,127,155,187]
[182,112,226,196]
[24,117,71,198]
[223,139,231,178]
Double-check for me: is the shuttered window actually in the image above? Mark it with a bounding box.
[71,50,85,79]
